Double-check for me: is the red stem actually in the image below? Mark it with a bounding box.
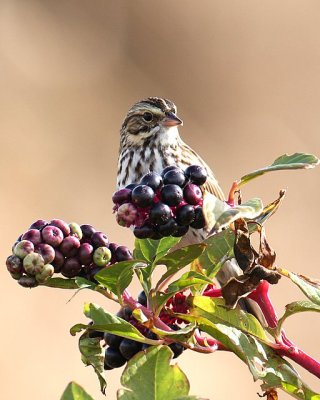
[248,280,278,328]
[203,288,222,298]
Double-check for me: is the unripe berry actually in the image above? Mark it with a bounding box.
[116,203,138,227]
[6,255,23,274]
[69,222,83,240]
[23,253,45,275]
[35,264,54,283]
[21,229,42,245]
[14,240,34,259]
[131,185,154,208]
[160,184,183,206]
[42,226,64,247]
[112,188,132,205]
[93,246,112,267]
[49,219,71,237]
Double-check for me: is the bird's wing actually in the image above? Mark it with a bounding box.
[202,173,225,201]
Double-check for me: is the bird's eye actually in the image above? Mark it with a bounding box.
[142,112,153,122]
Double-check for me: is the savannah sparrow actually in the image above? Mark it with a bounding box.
[116,97,264,321]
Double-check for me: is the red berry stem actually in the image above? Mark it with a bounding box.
[203,287,223,298]
[194,330,227,352]
[277,346,320,379]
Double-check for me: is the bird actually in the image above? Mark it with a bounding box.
[116,96,265,323]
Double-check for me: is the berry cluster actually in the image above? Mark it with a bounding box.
[88,291,185,371]
[6,219,133,288]
[113,165,207,239]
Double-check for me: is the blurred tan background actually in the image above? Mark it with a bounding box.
[1,1,320,399]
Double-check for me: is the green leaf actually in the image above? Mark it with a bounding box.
[42,277,79,289]
[198,229,235,276]
[239,153,319,186]
[190,296,268,341]
[287,272,320,306]
[75,277,97,290]
[212,198,264,233]
[134,237,181,263]
[152,323,196,342]
[276,300,320,338]
[155,244,207,289]
[94,261,142,298]
[60,382,94,400]
[71,303,154,344]
[117,346,190,400]
[79,335,106,394]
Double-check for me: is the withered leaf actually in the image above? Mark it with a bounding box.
[258,227,276,269]
[233,219,257,272]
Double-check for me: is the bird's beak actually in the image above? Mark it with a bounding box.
[162,112,183,127]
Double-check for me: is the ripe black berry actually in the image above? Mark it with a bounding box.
[104,333,123,348]
[138,290,147,306]
[169,342,185,358]
[163,169,186,187]
[131,185,155,208]
[184,165,207,185]
[160,184,183,206]
[190,207,206,229]
[176,205,195,226]
[125,183,139,190]
[119,339,142,360]
[104,347,126,369]
[134,224,154,239]
[61,257,82,278]
[183,183,203,205]
[157,218,178,236]
[115,246,133,261]
[140,172,163,191]
[149,202,172,226]
[91,232,109,248]
[172,224,189,237]
[80,224,96,239]
[161,165,180,177]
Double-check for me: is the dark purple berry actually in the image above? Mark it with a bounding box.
[35,243,55,264]
[6,255,23,274]
[140,172,163,191]
[169,342,185,358]
[29,219,48,230]
[190,207,206,229]
[150,231,163,240]
[160,184,183,206]
[89,330,104,339]
[115,246,133,261]
[78,243,94,265]
[104,333,123,348]
[21,229,42,245]
[184,165,207,185]
[119,339,142,360]
[172,225,189,237]
[183,183,203,205]
[91,232,109,248]
[134,224,154,239]
[42,226,64,247]
[131,185,154,208]
[49,219,71,237]
[161,165,180,177]
[18,275,39,288]
[157,218,178,236]
[138,291,147,306]
[80,224,96,239]
[163,169,186,187]
[104,347,126,368]
[61,257,82,278]
[175,205,195,226]
[117,306,132,320]
[149,202,172,226]
[52,249,65,272]
[86,264,102,282]
[112,188,132,205]
[59,236,81,257]
[125,183,139,190]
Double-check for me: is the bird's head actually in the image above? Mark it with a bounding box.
[120,97,183,147]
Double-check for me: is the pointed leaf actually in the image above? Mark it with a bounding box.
[94,261,143,297]
[276,300,320,337]
[212,198,264,233]
[75,277,97,290]
[134,237,181,263]
[117,346,190,400]
[239,153,319,186]
[79,335,106,394]
[42,277,79,289]
[156,244,207,288]
[287,273,320,306]
[60,382,94,400]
